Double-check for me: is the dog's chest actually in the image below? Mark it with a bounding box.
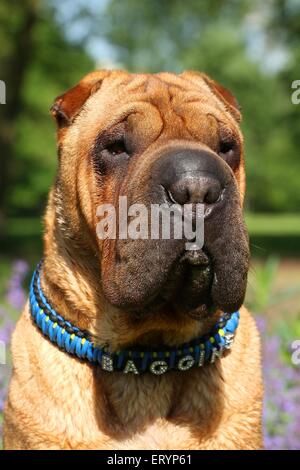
[105,420,197,450]
[85,370,218,450]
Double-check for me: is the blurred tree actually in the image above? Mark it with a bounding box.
[0,0,94,224]
[0,0,39,226]
[262,0,300,209]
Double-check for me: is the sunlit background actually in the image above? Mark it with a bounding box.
[0,0,300,449]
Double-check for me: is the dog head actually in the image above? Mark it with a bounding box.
[50,70,249,335]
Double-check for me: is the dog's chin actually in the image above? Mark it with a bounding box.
[113,264,245,323]
[116,249,216,322]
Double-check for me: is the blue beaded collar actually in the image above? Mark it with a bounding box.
[29,264,240,375]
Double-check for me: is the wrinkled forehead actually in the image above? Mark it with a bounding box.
[70,72,240,149]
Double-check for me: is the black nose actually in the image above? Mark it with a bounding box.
[152,148,228,206]
[168,175,221,205]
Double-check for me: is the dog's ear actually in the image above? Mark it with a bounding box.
[50,70,111,128]
[182,71,241,122]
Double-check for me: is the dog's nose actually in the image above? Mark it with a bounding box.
[168,175,221,205]
[152,148,228,206]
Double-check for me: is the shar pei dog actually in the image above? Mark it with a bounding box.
[4,70,263,450]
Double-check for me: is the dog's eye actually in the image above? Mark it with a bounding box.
[106,140,127,156]
[219,140,233,155]
[219,140,240,170]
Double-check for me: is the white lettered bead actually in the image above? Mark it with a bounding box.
[124,360,139,374]
[198,349,205,367]
[210,346,224,363]
[101,354,114,372]
[178,355,195,371]
[150,360,168,375]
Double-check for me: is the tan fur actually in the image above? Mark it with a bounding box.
[3,70,263,450]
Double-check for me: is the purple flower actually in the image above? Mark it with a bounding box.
[13,260,29,276]
[5,260,29,310]
[256,315,300,450]
[1,260,29,440]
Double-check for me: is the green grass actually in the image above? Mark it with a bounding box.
[245,213,300,236]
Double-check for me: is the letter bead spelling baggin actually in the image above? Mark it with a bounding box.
[124,360,139,374]
[198,349,206,367]
[101,354,114,371]
[150,360,168,375]
[210,346,224,363]
[178,355,195,370]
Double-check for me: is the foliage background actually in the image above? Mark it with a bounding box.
[0,0,300,449]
